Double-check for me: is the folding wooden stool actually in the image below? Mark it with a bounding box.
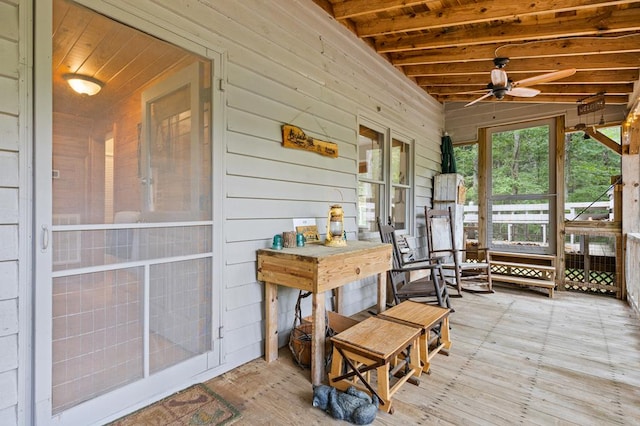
[328,316,421,414]
[377,300,451,374]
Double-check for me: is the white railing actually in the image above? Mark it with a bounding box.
[627,234,640,316]
[463,201,612,225]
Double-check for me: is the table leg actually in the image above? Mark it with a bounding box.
[264,282,278,363]
[333,287,343,313]
[311,291,326,385]
[377,271,387,313]
[441,317,452,350]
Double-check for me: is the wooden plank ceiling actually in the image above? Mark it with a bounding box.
[311,0,640,106]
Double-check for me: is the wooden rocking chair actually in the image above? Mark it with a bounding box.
[377,218,451,310]
[424,207,493,296]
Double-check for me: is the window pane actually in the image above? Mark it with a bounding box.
[358,181,382,234]
[391,187,407,229]
[391,138,409,185]
[491,125,549,196]
[142,63,212,221]
[147,93,195,214]
[358,126,383,181]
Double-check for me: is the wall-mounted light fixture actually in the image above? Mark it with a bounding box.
[63,74,104,96]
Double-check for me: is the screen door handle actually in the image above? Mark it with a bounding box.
[41,225,49,251]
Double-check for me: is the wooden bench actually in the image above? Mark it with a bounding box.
[377,301,451,374]
[329,316,421,414]
[488,251,557,298]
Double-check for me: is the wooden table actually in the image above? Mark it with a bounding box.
[257,241,392,385]
[377,301,451,373]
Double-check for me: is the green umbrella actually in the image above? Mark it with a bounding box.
[441,134,457,173]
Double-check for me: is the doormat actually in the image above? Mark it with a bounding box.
[109,383,241,425]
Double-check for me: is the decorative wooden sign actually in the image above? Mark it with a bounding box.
[577,94,605,116]
[282,124,338,158]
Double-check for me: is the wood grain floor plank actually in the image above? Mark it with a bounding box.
[204,287,640,425]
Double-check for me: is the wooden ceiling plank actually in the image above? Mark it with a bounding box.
[531,83,633,94]
[358,0,638,37]
[93,32,156,85]
[376,7,640,53]
[333,0,427,19]
[416,70,639,85]
[52,4,93,72]
[391,33,640,66]
[404,52,640,76]
[74,20,128,78]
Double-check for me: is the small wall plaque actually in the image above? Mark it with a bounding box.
[282,124,338,158]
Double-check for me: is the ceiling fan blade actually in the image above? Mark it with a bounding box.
[512,68,576,88]
[464,91,493,107]
[506,87,540,97]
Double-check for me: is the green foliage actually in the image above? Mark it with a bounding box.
[491,126,550,196]
[453,144,478,203]
[454,125,621,205]
[565,132,621,203]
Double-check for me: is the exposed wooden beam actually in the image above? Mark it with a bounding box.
[404,53,640,76]
[434,94,629,104]
[427,83,634,95]
[333,0,427,19]
[390,33,640,66]
[358,0,639,37]
[313,0,639,108]
[376,7,640,53]
[415,70,640,86]
[311,0,334,16]
[585,127,624,154]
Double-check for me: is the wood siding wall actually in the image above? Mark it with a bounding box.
[109,0,443,364]
[6,0,444,423]
[0,0,21,425]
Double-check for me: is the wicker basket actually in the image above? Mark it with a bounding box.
[289,322,312,367]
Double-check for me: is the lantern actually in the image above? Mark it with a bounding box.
[325,204,346,247]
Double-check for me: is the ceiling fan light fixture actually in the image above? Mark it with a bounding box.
[490,69,508,87]
[64,74,103,96]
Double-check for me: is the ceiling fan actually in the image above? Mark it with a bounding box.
[464,57,576,107]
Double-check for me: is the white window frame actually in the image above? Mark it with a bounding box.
[357,117,414,240]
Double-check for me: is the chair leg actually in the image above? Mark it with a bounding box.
[454,266,463,296]
[432,272,444,308]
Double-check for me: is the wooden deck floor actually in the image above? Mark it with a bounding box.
[205,287,640,425]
